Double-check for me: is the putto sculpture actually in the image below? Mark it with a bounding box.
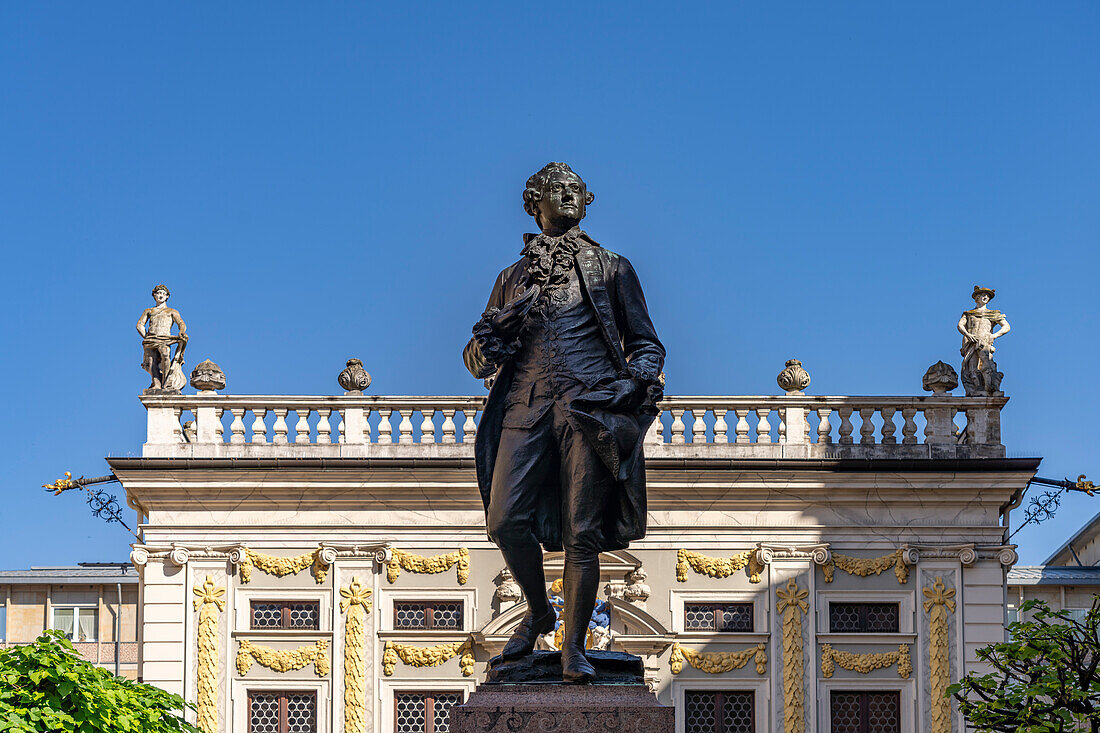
[463,162,665,683]
[958,286,1010,396]
[136,284,188,394]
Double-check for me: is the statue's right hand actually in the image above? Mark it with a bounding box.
[491,286,539,339]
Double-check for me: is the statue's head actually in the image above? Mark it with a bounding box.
[152,284,170,304]
[971,285,995,306]
[523,162,594,233]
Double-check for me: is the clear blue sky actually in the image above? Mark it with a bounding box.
[1,3,1096,568]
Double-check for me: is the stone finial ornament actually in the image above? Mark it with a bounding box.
[777,359,811,394]
[136,284,188,394]
[958,286,1010,396]
[190,360,226,392]
[495,568,523,604]
[922,361,958,395]
[338,359,372,393]
[623,567,651,606]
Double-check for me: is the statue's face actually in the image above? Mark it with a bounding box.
[974,293,991,307]
[153,290,169,305]
[536,171,587,230]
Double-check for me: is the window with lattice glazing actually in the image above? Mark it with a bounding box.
[394,601,464,630]
[394,691,463,733]
[249,691,316,733]
[829,691,900,733]
[828,602,899,633]
[684,690,754,733]
[684,602,754,632]
[250,601,320,630]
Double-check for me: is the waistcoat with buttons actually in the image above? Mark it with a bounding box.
[502,262,617,429]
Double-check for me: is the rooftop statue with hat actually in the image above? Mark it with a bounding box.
[957,285,1010,396]
[136,284,189,394]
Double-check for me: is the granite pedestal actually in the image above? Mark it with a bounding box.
[449,651,674,733]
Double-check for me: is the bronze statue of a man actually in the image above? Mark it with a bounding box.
[464,162,665,682]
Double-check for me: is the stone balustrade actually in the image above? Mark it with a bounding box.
[140,392,1006,460]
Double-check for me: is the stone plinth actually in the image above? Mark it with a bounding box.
[450,651,673,732]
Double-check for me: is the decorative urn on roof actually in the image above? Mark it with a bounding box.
[338,358,371,394]
[777,359,811,395]
[189,360,225,392]
[922,361,959,395]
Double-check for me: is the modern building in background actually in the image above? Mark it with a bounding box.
[100,355,1037,733]
[0,563,139,678]
[1008,511,1100,625]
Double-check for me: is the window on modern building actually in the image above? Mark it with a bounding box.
[830,690,900,733]
[394,601,464,630]
[1063,608,1090,624]
[684,602,754,632]
[829,602,900,633]
[394,690,463,733]
[683,690,754,733]
[249,691,316,733]
[250,601,321,630]
[1006,603,1019,625]
[51,607,98,642]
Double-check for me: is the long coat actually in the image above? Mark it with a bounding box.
[464,234,665,551]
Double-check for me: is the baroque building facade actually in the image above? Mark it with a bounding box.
[112,381,1035,733]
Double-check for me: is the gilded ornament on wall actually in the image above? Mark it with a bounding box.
[382,639,475,677]
[236,639,330,677]
[670,642,767,675]
[820,643,911,679]
[235,546,332,584]
[924,576,957,733]
[192,576,225,733]
[676,548,764,584]
[823,548,909,584]
[777,578,808,733]
[386,547,470,585]
[340,579,373,733]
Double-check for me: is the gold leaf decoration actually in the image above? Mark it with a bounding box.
[670,642,767,675]
[191,576,225,733]
[676,548,764,584]
[236,639,329,677]
[238,547,330,584]
[821,643,911,679]
[924,576,957,733]
[382,639,474,676]
[777,578,808,733]
[823,548,908,584]
[386,548,470,585]
[340,579,373,733]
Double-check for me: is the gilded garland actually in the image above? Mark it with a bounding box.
[236,639,330,677]
[676,548,764,584]
[777,578,808,733]
[821,643,912,679]
[823,548,909,584]
[340,579,373,733]
[670,642,767,675]
[386,547,470,585]
[382,639,475,677]
[238,547,330,584]
[924,576,957,733]
[192,576,225,733]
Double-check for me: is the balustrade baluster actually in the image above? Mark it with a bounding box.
[838,408,854,444]
[250,409,268,444]
[645,410,663,444]
[362,410,372,443]
[901,408,918,444]
[462,410,477,443]
[294,410,312,444]
[859,408,876,445]
[316,409,332,444]
[272,409,288,444]
[713,409,728,444]
[229,409,246,444]
[756,409,772,444]
[441,410,457,444]
[215,408,225,442]
[691,409,708,444]
[778,413,786,442]
[173,409,184,442]
[670,409,686,444]
[377,409,393,444]
[816,407,833,444]
[420,409,436,444]
[734,409,750,444]
[398,410,415,444]
[880,407,897,444]
[336,411,345,444]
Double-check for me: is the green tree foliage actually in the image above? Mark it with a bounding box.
[949,596,1100,733]
[0,630,200,733]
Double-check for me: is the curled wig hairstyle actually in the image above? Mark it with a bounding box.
[522,162,594,217]
[152,284,171,297]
